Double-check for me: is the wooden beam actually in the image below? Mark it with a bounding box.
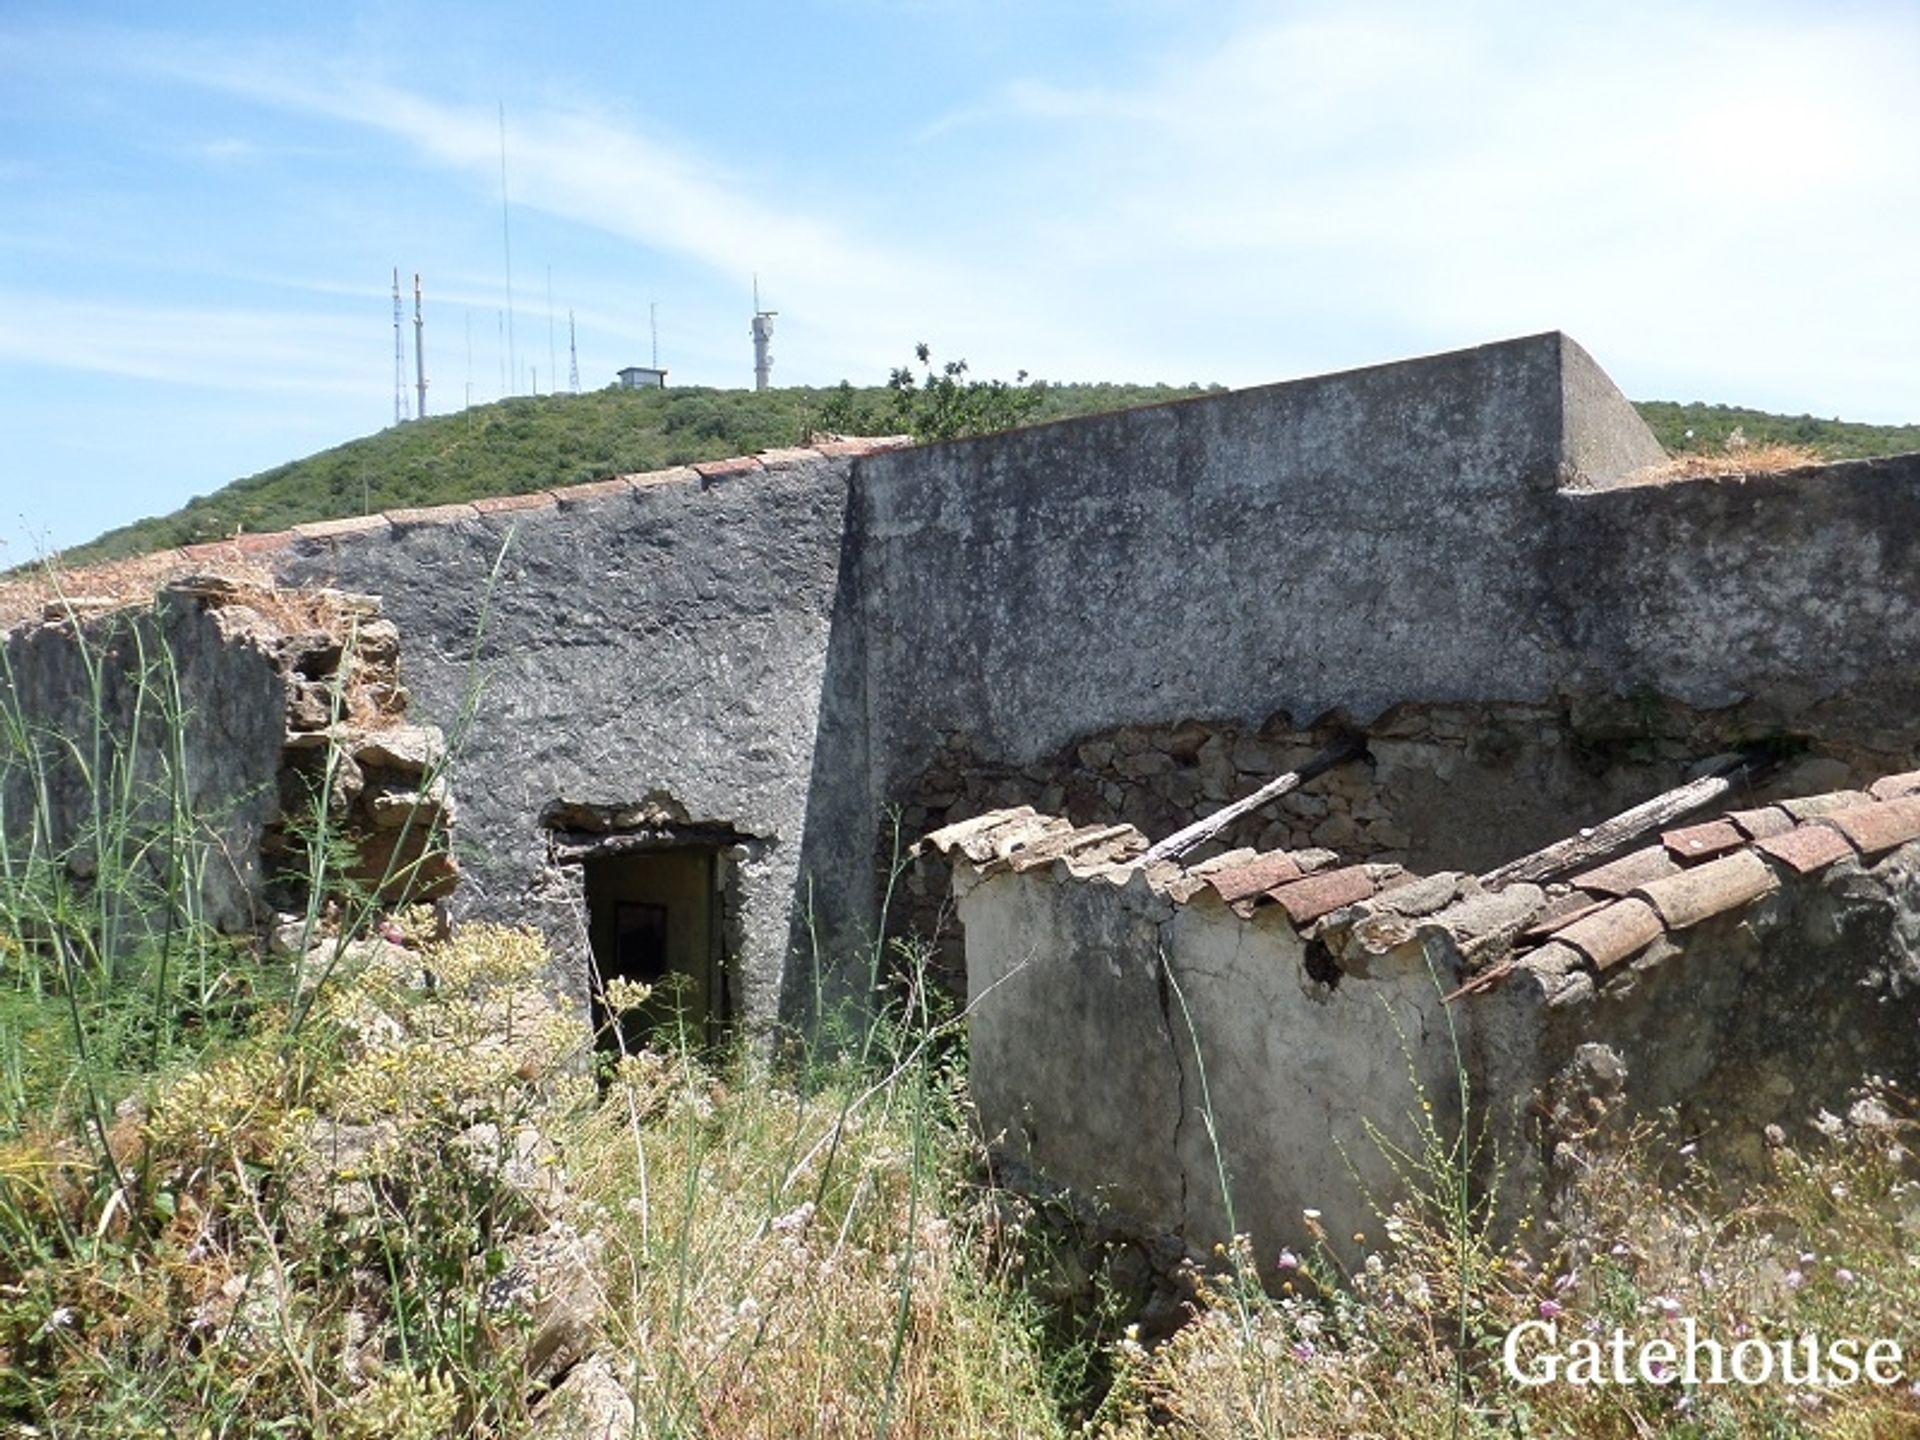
[1477,754,1766,892]
[1142,733,1366,864]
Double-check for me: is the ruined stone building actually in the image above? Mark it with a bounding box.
[9,330,1920,1255]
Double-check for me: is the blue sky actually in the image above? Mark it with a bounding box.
[2,1,1916,560]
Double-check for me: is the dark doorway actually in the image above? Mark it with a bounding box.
[581,847,726,1053]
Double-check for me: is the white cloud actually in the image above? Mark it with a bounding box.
[910,2,1920,413]
[20,5,1920,414]
[0,292,375,397]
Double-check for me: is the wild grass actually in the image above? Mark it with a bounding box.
[1096,1085,1920,1439]
[1623,439,1827,486]
[0,914,1076,1436]
[0,585,1068,1434]
[7,892,1918,1437]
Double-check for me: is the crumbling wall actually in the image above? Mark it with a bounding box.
[862,333,1920,975]
[951,830,1464,1266]
[856,337,1920,815]
[934,784,1920,1267]
[1478,843,1920,1228]
[2,590,286,935]
[0,579,450,942]
[24,332,1920,1043]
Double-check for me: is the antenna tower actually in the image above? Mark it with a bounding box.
[546,265,557,393]
[568,310,580,392]
[750,276,776,392]
[499,102,517,394]
[650,301,659,369]
[413,273,429,419]
[392,268,407,424]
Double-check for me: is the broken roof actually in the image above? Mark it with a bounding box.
[920,765,1920,1002]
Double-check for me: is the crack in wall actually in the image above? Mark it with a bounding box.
[1152,916,1191,1227]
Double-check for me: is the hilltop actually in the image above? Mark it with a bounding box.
[48,381,1920,568]
[54,380,1206,567]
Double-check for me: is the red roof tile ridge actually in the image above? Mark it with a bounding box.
[1488,777,1920,998]
[24,439,906,601]
[925,783,1920,1006]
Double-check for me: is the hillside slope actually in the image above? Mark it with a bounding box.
[51,382,1920,568]
[57,381,1205,566]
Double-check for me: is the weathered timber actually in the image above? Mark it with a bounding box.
[1477,754,1766,891]
[1143,733,1365,863]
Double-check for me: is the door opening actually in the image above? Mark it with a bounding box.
[580,846,726,1054]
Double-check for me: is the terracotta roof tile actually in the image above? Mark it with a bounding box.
[385,502,481,529]
[971,814,1073,866]
[813,436,913,458]
[693,455,764,483]
[1266,866,1376,925]
[755,446,824,471]
[551,477,637,508]
[1186,848,1258,876]
[1754,824,1855,875]
[1521,893,1607,940]
[1205,851,1305,904]
[292,514,392,542]
[1779,790,1872,820]
[1662,818,1745,863]
[1570,844,1680,897]
[471,491,557,514]
[1815,796,1920,856]
[1009,823,1143,872]
[1727,805,1796,840]
[625,465,699,489]
[180,531,293,561]
[1553,897,1664,971]
[948,812,1048,863]
[920,807,1035,857]
[1632,849,1777,929]
[1868,771,1920,802]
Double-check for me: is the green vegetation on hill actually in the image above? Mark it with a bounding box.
[1635,400,1920,459]
[52,380,1920,569]
[59,380,1210,567]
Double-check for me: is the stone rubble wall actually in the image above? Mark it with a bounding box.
[1,576,455,942]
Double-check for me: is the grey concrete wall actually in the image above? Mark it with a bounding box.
[272,456,871,1028]
[1557,456,1920,745]
[853,334,1920,830]
[851,332,1664,805]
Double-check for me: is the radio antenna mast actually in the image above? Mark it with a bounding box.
[499,101,517,393]
[568,310,580,392]
[413,273,428,419]
[545,265,557,394]
[750,276,776,392]
[392,267,407,424]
